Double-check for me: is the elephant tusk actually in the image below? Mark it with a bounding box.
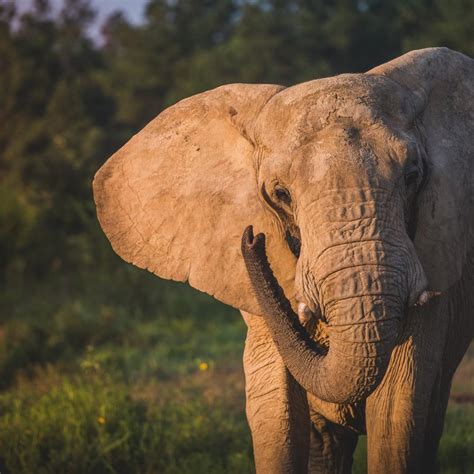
[415,290,442,306]
[297,302,314,324]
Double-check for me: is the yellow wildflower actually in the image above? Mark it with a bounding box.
[199,362,209,372]
[97,416,106,425]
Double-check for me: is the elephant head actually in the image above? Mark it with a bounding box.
[93,48,474,404]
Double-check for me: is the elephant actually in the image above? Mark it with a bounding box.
[93,47,474,473]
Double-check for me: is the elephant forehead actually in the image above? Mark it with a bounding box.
[255,74,406,151]
[258,122,400,195]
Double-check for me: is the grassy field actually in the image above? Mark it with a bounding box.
[0,268,472,473]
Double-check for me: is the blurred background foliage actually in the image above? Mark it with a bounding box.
[0,0,473,472]
[1,0,473,288]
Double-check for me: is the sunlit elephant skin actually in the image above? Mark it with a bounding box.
[93,48,474,473]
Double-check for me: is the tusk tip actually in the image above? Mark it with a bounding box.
[415,290,442,307]
[297,302,314,324]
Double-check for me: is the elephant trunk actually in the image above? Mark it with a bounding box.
[242,226,403,405]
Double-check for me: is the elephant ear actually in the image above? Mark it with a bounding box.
[93,83,297,313]
[370,47,474,291]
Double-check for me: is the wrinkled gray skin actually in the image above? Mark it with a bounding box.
[93,48,474,473]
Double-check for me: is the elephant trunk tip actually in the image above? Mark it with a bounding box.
[242,225,266,252]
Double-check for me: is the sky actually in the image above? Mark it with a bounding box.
[15,0,148,38]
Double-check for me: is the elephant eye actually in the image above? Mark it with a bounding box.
[404,169,419,188]
[273,185,292,206]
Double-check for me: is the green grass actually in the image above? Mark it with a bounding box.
[0,375,253,474]
[0,267,472,473]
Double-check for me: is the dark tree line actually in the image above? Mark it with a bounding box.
[0,0,472,288]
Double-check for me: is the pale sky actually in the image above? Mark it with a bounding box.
[15,0,148,38]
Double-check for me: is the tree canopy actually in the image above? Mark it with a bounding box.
[1,0,472,287]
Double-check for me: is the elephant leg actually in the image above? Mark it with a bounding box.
[307,410,358,474]
[422,278,474,472]
[241,310,310,474]
[365,298,451,474]
[420,374,451,473]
